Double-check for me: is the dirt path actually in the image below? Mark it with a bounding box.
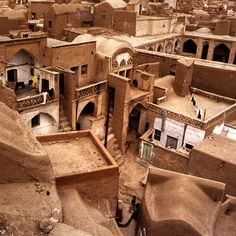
[118,132,149,236]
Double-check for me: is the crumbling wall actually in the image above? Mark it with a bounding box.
[0,81,17,110]
[0,102,62,235]
[173,58,194,96]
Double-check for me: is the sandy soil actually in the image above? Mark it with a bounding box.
[42,138,108,176]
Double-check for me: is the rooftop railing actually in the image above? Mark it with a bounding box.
[76,80,107,100]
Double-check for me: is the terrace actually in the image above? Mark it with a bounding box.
[38,131,117,178]
[153,75,235,122]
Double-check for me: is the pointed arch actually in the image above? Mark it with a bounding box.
[201,42,209,60]
[157,44,163,52]
[183,39,197,55]
[213,43,230,63]
[165,42,173,54]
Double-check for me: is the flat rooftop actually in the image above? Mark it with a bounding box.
[39,132,115,177]
[184,31,236,42]
[193,134,236,164]
[130,87,150,101]
[154,75,233,120]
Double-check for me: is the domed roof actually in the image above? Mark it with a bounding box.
[73,34,95,43]
[73,35,133,57]
[96,36,133,57]
[196,27,212,33]
[50,3,85,15]
[3,8,25,20]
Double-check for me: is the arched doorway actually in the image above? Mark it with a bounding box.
[174,39,180,53]
[76,102,95,130]
[201,42,209,59]
[213,43,230,63]
[157,45,163,52]
[183,39,197,55]
[30,112,57,135]
[148,46,154,51]
[7,49,38,85]
[128,103,147,139]
[165,42,173,54]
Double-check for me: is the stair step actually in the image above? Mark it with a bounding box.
[117,156,125,166]
[113,143,120,150]
[63,127,72,132]
[114,149,123,156]
[108,127,113,134]
[114,153,122,161]
[59,116,67,122]
[59,111,66,116]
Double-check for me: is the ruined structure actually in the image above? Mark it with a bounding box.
[0,0,236,235]
[139,167,236,236]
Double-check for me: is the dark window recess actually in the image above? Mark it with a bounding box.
[81,64,88,75]
[42,79,49,92]
[30,67,34,76]
[154,129,161,141]
[7,69,17,82]
[31,115,40,128]
[71,66,78,72]
[166,136,178,149]
[48,20,52,28]
[22,34,28,38]
[185,143,194,150]
[32,12,36,19]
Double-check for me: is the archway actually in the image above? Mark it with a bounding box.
[201,42,209,59]
[165,42,173,54]
[7,49,38,85]
[148,46,154,51]
[30,112,57,135]
[183,39,197,55]
[157,45,163,52]
[213,43,230,63]
[128,103,147,140]
[174,39,180,52]
[76,102,95,130]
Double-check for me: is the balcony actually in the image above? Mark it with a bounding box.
[76,80,107,100]
[15,86,56,111]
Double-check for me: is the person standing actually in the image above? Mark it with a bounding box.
[130,196,136,213]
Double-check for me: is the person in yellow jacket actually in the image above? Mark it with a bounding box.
[32,75,39,88]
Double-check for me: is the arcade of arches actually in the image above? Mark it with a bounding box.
[144,37,236,65]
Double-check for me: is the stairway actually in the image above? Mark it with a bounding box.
[112,138,125,166]
[59,99,72,132]
[105,111,125,166]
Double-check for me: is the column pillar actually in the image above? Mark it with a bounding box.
[196,38,203,59]
[207,39,215,61]
[228,42,236,64]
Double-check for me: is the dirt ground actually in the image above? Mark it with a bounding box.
[42,138,108,176]
[118,131,149,236]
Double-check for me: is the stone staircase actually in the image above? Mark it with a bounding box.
[59,99,72,132]
[105,112,125,166]
[112,138,125,166]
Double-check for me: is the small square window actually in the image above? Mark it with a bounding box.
[185,143,193,151]
[154,129,161,141]
[81,64,88,75]
[31,115,40,128]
